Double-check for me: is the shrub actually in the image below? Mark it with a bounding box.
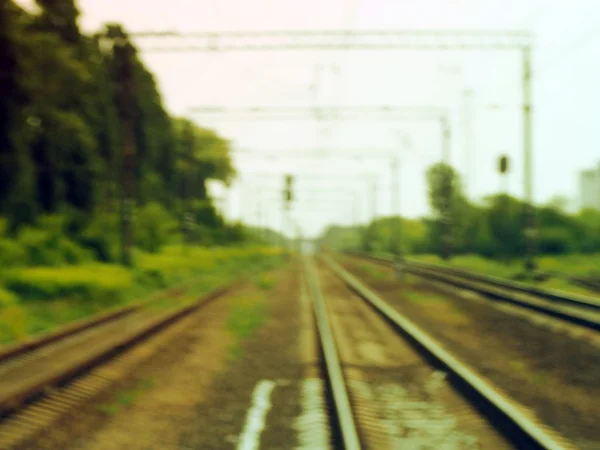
[5,264,133,302]
[538,227,575,255]
[256,273,274,290]
[0,286,18,306]
[79,214,120,262]
[135,203,180,253]
[134,245,284,288]
[0,238,27,267]
[14,215,94,266]
[0,286,28,343]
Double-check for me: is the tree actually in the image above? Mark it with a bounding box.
[21,30,97,213]
[0,1,36,226]
[547,195,571,213]
[425,163,466,259]
[485,194,526,261]
[35,0,81,43]
[577,208,600,253]
[172,118,234,208]
[0,2,241,255]
[320,225,362,252]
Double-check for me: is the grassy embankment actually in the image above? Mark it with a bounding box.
[411,253,600,296]
[0,246,285,345]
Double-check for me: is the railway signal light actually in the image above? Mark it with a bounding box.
[284,174,294,203]
[499,155,509,174]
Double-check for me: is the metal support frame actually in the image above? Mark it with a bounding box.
[135,29,534,272]
[522,45,535,273]
[131,29,530,52]
[189,106,448,125]
[113,38,137,267]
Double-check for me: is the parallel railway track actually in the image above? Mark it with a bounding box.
[352,253,600,331]
[565,274,600,294]
[304,254,574,449]
[0,284,234,449]
[0,281,192,366]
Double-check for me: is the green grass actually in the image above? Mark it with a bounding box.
[255,273,275,290]
[4,264,134,302]
[536,278,596,297]
[97,378,155,416]
[226,293,269,360]
[403,290,446,304]
[384,282,469,325]
[363,264,391,281]
[0,246,285,346]
[412,254,520,278]
[411,253,600,296]
[536,254,600,276]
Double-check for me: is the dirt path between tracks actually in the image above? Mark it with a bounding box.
[340,256,600,450]
[181,263,303,450]
[28,262,303,450]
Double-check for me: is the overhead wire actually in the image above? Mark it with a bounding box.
[536,22,600,77]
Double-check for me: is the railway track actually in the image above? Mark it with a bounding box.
[0,280,193,367]
[353,253,600,331]
[304,254,574,449]
[565,274,600,294]
[0,304,139,366]
[0,284,233,449]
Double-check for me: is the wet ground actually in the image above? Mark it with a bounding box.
[16,256,596,449]
[340,255,600,450]
[317,263,510,449]
[26,264,307,450]
[184,265,305,450]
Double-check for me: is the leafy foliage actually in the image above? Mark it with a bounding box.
[322,162,600,262]
[0,1,236,251]
[135,203,179,253]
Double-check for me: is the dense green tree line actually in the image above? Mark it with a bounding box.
[0,0,239,263]
[321,163,600,260]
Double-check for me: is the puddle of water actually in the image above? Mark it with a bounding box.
[294,378,331,450]
[351,371,483,450]
[237,379,277,450]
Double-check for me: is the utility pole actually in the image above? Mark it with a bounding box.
[523,45,536,275]
[371,179,377,222]
[390,154,405,278]
[255,189,264,242]
[440,115,453,261]
[283,174,294,251]
[390,155,399,249]
[352,192,359,229]
[441,115,451,164]
[114,36,136,267]
[463,89,474,253]
[183,122,194,247]
[463,88,473,198]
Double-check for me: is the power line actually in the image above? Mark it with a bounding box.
[518,0,560,28]
[537,23,600,76]
[130,29,531,52]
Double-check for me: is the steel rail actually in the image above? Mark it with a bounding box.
[0,284,234,417]
[409,260,600,310]
[351,253,600,331]
[0,280,194,365]
[562,273,600,294]
[0,305,138,364]
[324,255,573,450]
[303,256,362,450]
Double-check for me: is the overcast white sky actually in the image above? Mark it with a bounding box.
[18,0,600,236]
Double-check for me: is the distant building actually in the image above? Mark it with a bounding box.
[580,162,600,210]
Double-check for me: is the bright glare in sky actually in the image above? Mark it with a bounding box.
[17,0,600,236]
